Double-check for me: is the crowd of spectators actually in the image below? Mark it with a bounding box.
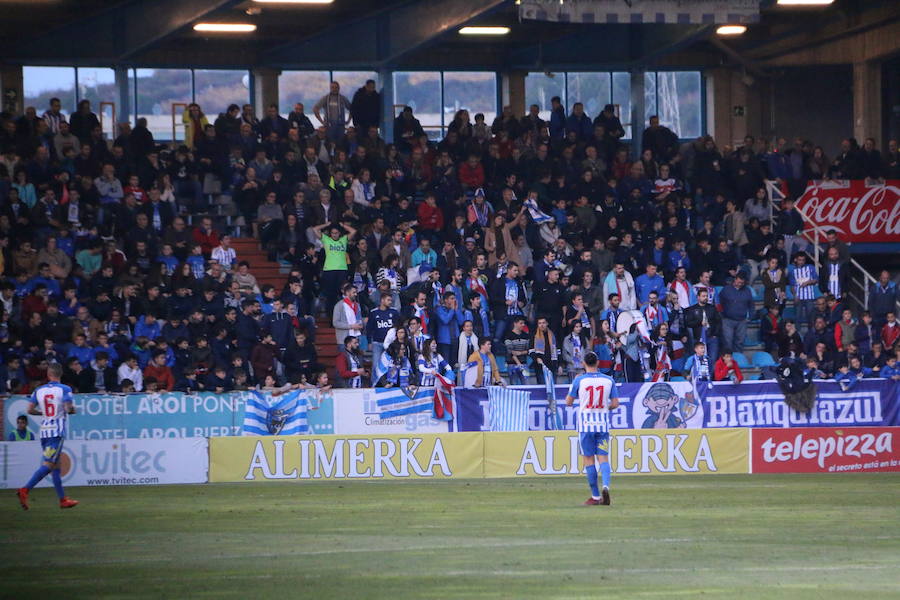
[1,84,899,394]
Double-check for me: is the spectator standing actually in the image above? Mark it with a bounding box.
[314,221,357,311]
[314,82,352,142]
[366,293,400,370]
[789,253,818,334]
[332,283,365,347]
[719,274,753,355]
[350,80,381,133]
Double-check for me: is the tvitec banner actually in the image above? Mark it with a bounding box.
[0,438,208,489]
[456,379,900,432]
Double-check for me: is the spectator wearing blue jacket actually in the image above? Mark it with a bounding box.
[548,97,566,140]
[565,103,592,141]
[882,356,900,381]
[634,263,667,307]
[435,291,466,365]
[719,274,754,354]
[366,293,401,371]
[67,333,94,367]
[870,270,898,326]
[133,314,162,342]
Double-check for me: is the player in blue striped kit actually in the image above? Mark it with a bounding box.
[565,352,619,506]
[17,363,79,510]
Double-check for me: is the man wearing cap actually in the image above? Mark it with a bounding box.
[719,274,754,355]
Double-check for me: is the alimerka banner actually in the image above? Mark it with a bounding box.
[794,180,900,243]
[210,433,484,482]
[483,429,748,478]
[456,380,900,432]
[751,427,900,474]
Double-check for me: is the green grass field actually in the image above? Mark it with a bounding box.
[2,474,899,599]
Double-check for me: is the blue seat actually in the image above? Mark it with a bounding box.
[671,375,687,382]
[751,351,777,368]
[783,306,797,320]
[495,354,508,375]
[733,353,750,369]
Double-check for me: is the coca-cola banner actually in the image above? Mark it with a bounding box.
[794,180,900,243]
[751,427,900,474]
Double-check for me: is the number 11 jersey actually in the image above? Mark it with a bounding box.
[568,372,618,433]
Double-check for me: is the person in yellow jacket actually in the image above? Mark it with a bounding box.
[182,103,209,150]
[466,339,503,387]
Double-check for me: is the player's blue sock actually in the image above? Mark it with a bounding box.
[25,465,51,490]
[600,462,611,489]
[51,469,65,499]
[585,464,600,498]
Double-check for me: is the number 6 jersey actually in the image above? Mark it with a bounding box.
[568,373,618,433]
[30,382,74,439]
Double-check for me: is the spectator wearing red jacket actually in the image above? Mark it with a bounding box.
[458,154,485,190]
[833,309,856,352]
[713,351,743,383]
[882,312,899,349]
[143,352,175,391]
[416,193,445,234]
[192,216,220,257]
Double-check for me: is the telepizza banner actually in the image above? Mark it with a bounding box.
[751,427,900,474]
[209,433,484,482]
[794,180,900,243]
[483,429,748,478]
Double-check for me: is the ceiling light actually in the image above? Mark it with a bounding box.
[459,26,510,35]
[253,0,333,3]
[194,23,257,32]
[716,24,747,36]
[776,0,834,5]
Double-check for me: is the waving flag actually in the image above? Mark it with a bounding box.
[375,386,434,418]
[433,373,455,421]
[488,386,530,432]
[242,389,308,436]
[543,365,563,430]
[524,197,553,224]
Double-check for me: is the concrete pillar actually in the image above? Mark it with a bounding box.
[853,60,883,143]
[630,70,645,152]
[378,68,394,142]
[114,66,131,128]
[251,68,280,119]
[708,68,754,148]
[0,65,24,116]
[501,70,526,115]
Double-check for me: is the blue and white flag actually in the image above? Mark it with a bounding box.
[460,360,479,388]
[543,365,563,430]
[524,197,553,224]
[375,386,434,418]
[488,386,530,432]
[242,389,308,436]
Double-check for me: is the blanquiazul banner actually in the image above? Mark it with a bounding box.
[456,379,900,431]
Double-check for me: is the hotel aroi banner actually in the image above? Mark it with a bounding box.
[483,429,748,478]
[210,433,484,482]
[751,427,900,474]
[455,379,900,431]
[0,437,208,489]
[794,179,900,243]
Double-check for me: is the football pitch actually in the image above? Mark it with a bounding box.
[2,474,898,599]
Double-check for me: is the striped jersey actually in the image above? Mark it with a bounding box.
[30,382,73,439]
[417,355,451,388]
[792,265,818,300]
[568,372,618,433]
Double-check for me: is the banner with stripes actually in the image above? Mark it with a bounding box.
[375,387,435,419]
[488,386,531,432]
[242,389,308,436]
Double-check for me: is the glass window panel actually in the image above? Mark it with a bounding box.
[525,72,565,121]
[656,71,702,139]
[279,70,330,117]
[134,68,192,141]
[23,66,76,117]
[332,71,378,97]
[76,67,116,137]
[644,71,658,128]
[393,71,442,137]
[611,72,631,139]
[566,72,610,120]
[194,69,250,115]
[443,72,497,127]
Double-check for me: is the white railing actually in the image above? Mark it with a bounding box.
[765,179,892,313]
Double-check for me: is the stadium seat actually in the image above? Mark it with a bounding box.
[670,375,687,382]
[751,351,777,368]
[495,354,508,375]
[733,353,750,369]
